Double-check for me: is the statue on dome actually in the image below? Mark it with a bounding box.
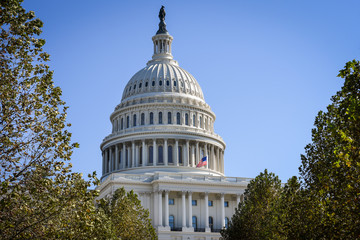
[159,6,166,22]
[156,6,168,34]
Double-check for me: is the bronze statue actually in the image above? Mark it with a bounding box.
[156,6,168,34]
[159,6,166,22]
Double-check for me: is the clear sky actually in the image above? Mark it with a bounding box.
[23,0,360,182]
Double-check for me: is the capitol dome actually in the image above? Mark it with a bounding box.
[100,10,225,177]
[98,7,249,238]
[121,62,205,102]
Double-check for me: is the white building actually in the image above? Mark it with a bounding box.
[97,8,250,240]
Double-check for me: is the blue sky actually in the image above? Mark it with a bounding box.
[23,0,360,182]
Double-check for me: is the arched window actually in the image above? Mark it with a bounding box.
[139,83,142,88]
[145,81,148,87]
[174,81,177,87]
[139,147,142,165]
[159,112,163,124]
[185,113,189,125]
[158,146,163,164]
[209,216,213,231]
[168,112,172,124]
[159,80,162,86]
[148,146,153,164]
[126,116,130,128]
[168,146,173,163]
[152,81,155,86]
[177,112,181,125]
[178,146,183,164]
[150,112,154,124]
[225,217,229,229]
[166,80,170,86]
[133,114,137,127]
[169,215,175,229]
[193,114,196,126]
[121,118,124,130]
[192,216,197,229]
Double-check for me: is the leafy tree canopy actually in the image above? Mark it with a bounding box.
[221,169,282,240]
[0,1,156,239]
[300,59,360,238]
[97,188,157,240]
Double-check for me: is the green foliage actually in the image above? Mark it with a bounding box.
[221,169,282,240]
[0,0,109,238]
[0,1,155,239]
[97,188,157,240]
[300,59,360,239]
[276,176,323,239]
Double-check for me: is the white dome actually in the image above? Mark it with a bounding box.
[121,62,204,102]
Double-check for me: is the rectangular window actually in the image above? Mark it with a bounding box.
[192,200,197,206]
[224,201,229,207]
[169,199,175,205]
[208,200,213,207]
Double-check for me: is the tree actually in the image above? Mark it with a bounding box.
[97,188,157,240]
[0,1,108,238]
[0,1,159,239]
[276,176,323,239]
[299,60,360,239]
[221,169,282,240]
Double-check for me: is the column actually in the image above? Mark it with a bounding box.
[153,139,157,166]
[132,141,135,168]
[191,145,195,167]
[217,147,220,172]
[205,143,208,169]
[164,190,169,227]
[105,149,109,173]
[221,193,225,228]
[142,140,147,166]
[211,145,214,170]
[204,192,210,232]
[175,139,179,166]
[185,140,189,167]
[153,191,157,226]
[196,142,199,166]
[122,143,126,169]
[135,144,139,167]
[222,150,225,173]
[182,191,186,229]
[236,194,241,207]
[115,144,119,170]
[127,146,131,168]
[188,192,193,229]
[109,148,113,172]
[164,139,168,166]
[102,151,105,175]
[158,190,163,227]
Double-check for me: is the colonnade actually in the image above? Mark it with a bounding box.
[138,190,244,232]
[102,139,224,175]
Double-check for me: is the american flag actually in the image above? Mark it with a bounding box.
[196,156,207,168]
